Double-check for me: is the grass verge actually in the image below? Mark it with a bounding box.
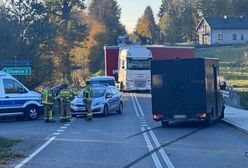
[0,137,22,164]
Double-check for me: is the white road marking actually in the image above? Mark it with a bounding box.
[131,93,140,117]
[14,119,76,167]
[133,93,175,168]
[141,127,163,168]
[141,124,148,127]
[133,93,144,116]
[14,136,56,168]
[148,127,175,168]
[52,133,61,136]
[57,129,64,132]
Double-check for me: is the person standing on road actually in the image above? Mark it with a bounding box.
[58,84,74,122]
[41,83,55,123]
[83,81,93,121]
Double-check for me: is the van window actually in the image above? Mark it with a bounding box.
[3,79,28,94]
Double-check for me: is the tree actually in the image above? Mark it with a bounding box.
[45,0,88,83]
[135,6,158,44]
[158,0,196,44]
[89,0,126,45]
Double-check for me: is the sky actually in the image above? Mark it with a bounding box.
[86,0,161,33]
[117,0,161,33]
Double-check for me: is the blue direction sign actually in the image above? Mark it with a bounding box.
[2,67,32,75]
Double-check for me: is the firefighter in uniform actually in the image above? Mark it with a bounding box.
[58,84,74,122]
[83,81,93,121]
[41,84,55,123]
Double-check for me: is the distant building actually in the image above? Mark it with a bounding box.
[196,16,248,45]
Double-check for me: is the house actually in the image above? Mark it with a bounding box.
[196,16,248,45]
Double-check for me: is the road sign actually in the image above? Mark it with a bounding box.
[2,67,32,75]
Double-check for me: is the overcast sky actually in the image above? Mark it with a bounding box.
[86,0,161,33]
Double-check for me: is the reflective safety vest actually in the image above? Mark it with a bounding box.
[83,86,93,101]
[42,87,54,105]
[58,89,73,101]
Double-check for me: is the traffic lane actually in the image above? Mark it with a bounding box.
[20,93,155,168]
[134,92,248,167]
[165,123,248,168]
[0,117,69,167]
[0,118,63,139]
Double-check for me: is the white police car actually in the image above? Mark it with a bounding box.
[0,71,43,120]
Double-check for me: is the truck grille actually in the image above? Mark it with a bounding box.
[135,80,146,88]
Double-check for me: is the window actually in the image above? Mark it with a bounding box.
[3,79,27,94]
[218,34,223,40]
[127,58,151,70]
[241,34,244,40]
[232,34,237,40]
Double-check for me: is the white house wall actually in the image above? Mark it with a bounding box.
[211,29,248,45]
[197,20,211,45]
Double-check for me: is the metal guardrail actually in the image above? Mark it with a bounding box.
[221,89,240,108]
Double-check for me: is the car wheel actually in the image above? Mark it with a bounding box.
[117,102,123,114]
[26,105,39,120]
[103,105,108,117]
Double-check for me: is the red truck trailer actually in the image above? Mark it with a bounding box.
[104,45,195,77]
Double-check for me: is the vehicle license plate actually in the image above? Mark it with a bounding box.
[173,115,186,119]
[78,107,85,111]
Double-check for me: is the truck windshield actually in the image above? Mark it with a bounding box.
[127,58,151,70]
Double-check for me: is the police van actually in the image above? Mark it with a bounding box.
[0,71,43,120]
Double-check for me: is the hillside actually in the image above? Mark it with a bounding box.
[196,44,248,87]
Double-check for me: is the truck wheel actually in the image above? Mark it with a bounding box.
[26,105,39,120]
[206,112,213,126]
[161,121,169,127]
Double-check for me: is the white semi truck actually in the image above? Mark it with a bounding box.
[117,45,152,91]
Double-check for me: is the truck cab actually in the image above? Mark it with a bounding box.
[118,45,152,91]
[0,71,43,120]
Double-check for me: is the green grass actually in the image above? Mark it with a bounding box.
[0,138,22,164]
[195,44,248,63]
[196,44,248,109]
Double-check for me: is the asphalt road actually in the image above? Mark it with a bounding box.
[1,93,248,168]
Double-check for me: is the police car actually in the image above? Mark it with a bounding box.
[0,71,43,120]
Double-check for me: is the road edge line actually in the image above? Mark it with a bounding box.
[14,136,56,168]
[221,119,248,134]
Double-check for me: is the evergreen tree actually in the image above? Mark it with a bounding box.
[135,6,158,44]
[89,0,126,45]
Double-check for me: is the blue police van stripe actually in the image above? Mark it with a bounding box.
[0,99,40,108]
